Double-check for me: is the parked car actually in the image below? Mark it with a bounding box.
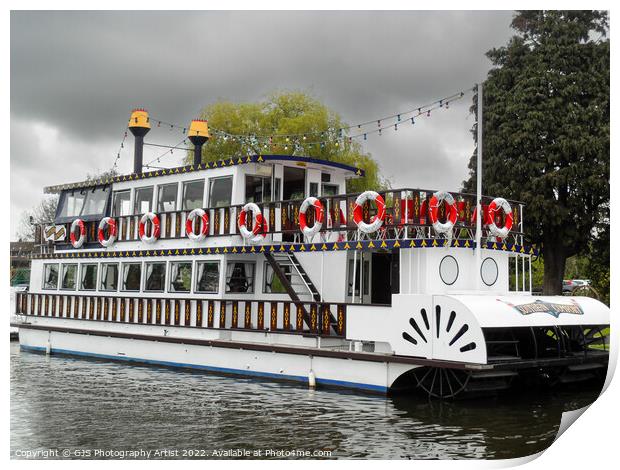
[563,279,591,293]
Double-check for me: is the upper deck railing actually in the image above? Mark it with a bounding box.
[40,188,525,250]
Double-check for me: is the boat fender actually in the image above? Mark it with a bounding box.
[299,197,324,238]
[487,197,513,239]
[353,191,386,234]
[139,212,161,244]
[308,370,316,388]
[429,191,458,235]
[69,218,86,248]
[97,217,117,247]
[185,208,209,241]
[238,202,268,244]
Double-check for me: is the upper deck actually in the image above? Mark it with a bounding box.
[37,153,531,255]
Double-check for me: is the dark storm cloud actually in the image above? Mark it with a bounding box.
[10,10,515,238]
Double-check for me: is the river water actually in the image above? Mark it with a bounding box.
[10,341,603,460]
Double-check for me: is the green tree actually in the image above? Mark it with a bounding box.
[463,11,609,295]
[188,91,386,193]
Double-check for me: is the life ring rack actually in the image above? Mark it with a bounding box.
[98,217,117,247]
[429,191,458,236]
[299,197,325,238]
[353,191,386,234]
[185,208,209,241]
[139,212,161,244]
[238,203,268,245]
[487,197,513,239]
[70,218,86,248]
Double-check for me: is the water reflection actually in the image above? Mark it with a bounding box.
[10,342,601,459]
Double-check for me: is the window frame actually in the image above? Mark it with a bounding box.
[112,189,132,217]
[208,176,233,208]
[157,182,179,213]
[60,263,78,291]
[225,261,256,294]
[42,263,59,290]
[121,262,142,292]
[99,262,120,292]
[244,174,272,203]
[80,263,99,291]
[263,262,292,294]
[133,186,154,215]
[168,261,193,293]
[194,260,221,294]
[182,179,206,211]
[143,261,167,293]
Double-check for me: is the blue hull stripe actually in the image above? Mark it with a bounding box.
[20,344,388,393]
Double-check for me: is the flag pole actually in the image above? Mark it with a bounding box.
[476,82,483,289]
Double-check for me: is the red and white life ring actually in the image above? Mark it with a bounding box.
[429,191,458,235]
[299,197,324,238]
[98,217,117,247]
[487,197,513,239]
[238,202,267,244]
[353,191,386,234]
[139,212,160,244]
[185,208,209,241]
[70,218,86,248]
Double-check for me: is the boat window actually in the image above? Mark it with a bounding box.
[245,175,272,203]
[182,180,205,210]
[80,264,98,290]
[225,261,255,293]
[42,264,59,290]
[169,262,192,292]
[144,262,166,292]
[309,182,319,197]
[158,183,178,212]
[134,186,154,214]
[195,261,220,293]
[60,264,77,290]
[112,190,131,217]
[82,187,110,216]
[57,191,86,218]
[322,184,339,196]
[100,263,119,291]
[321,172,331,183]
[209,177,232,208]
[122,263,142,292]
[263,264,290,294]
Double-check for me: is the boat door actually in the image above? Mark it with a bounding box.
[347,252,371,303]
[282,166,306,242]
[347,250,399,304]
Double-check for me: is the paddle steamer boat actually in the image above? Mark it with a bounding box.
[13,109,610,397]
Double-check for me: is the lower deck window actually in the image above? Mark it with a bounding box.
[263,264,290,294]
[169,262,192,292]
[195,261,220,293]
[122,263,142,292]
[80,264,98,290]
[61,264,77,290]
[225,262,255,293]
[42,264,59,290]
[100,263,119,291]
[145,262,166,292]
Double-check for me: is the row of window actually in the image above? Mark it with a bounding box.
[112,177,232,217]
[41,261,288,295]
[59,170,341,220]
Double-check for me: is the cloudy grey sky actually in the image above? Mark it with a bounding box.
[10,10,515,239]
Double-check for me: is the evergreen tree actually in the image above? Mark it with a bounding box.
[463,11,609,294]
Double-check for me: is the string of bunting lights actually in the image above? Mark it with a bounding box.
[118,87,472,170]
